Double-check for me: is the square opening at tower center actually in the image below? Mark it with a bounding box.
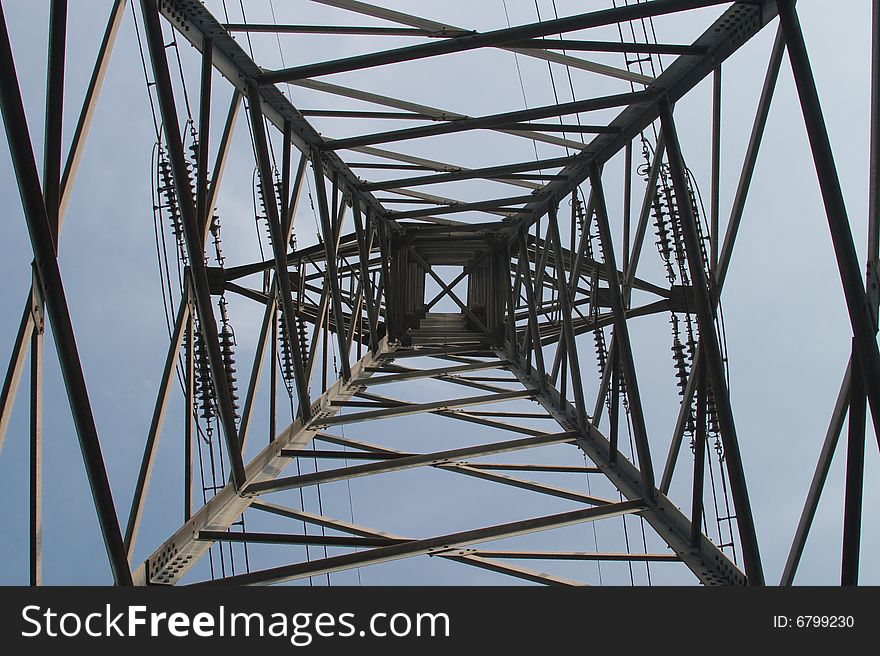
[424,265,467,314]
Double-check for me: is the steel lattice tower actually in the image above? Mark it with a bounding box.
[0,0,877,586]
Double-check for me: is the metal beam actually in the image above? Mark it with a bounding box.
[324,90,652,152]
[239,286,276,450]
[311,0,652,84]
[59,0,127,221]
[132,342,390,585]
[716,26,784,290]
[247,84,312,419]
[504,351,745,585]
[361,156,574,193]
[509,38,706,56]
[223,23,436,37]
[198,531,406,548]
[0,3,131,585]
[462,462,600,474]
[841,350,865,585]
[124,291,191,558]
[139,0,245,487]
[439,463,612,505]
[506,1,777,236]
[159,0,389,222]
[351,198,379,351]
[465,550,679,562]
[660,34,782,492]
[198,500,646,585]
[250,501,583,585]
[441,554,583,586]
[29,278,43,586]
[1,0,128,453]
[659,99,763,585]
[710,65,721,271]
[359,361,507,386]
[245,429,575,495]
[291,78,585,152]
[779,361,849,585]
[0,298,34,452]
[546,206,590,429]
[311,148,352,380]
[43,0,66,242]
[318,389,535,427]
[777,0,880,438]
[261,0,730,83]
[589,164,656,494]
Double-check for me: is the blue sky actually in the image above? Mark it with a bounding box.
[0,0,877,586]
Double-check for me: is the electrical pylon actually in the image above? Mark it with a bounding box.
[0,0,877,587]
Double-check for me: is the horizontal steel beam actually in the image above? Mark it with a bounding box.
[223,23,438,36]
[509,38,707,55]
[244,430,578,494]
[251,501,582,585]
[199,500,646,585]
[324,90,652,151]
[311,0,651,85]
[197,531,406,548]
[359,156,575,192]
[463,550,680,562]
[281,449,402,460]
[316,389,536,426]
[359,360,506,385]
[461,462,601,474]
[260,0,731,83]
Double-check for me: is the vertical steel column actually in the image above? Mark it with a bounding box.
[841,347,865,586]
[783,0,880,584]
[547,205,588,428]
[184,310,194,522]
[246,83,312,419]
[281,120,292,226]
[311,148,352,380]
[43,0,65,241]
[196,38,212,230]
[839,0,880,586]
[608,343,620,463]
[352,197,379,353]
[659,99,763,585]
[623,142,632,276]
[138,0,246,487]
[665,29,784,495]
[710,65,721,272]
[0,2,131,585]
[270,300,278,443]
[29,278,43,586]
[691,366,707,548]
[777,0,880,435]
[589,164,656,497]
[870,0,880,281]
[518,231,547,382]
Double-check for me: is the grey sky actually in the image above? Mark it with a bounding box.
[0,0,876,586]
